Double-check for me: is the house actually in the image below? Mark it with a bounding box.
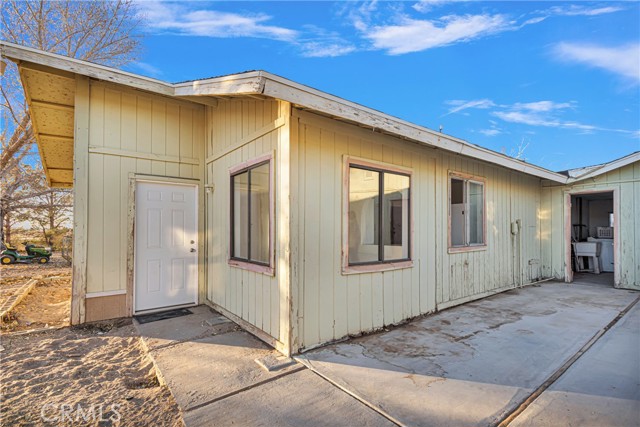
[2,41,638,356]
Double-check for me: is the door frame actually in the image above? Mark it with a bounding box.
[563,187,619,286]
[126,174,201,316]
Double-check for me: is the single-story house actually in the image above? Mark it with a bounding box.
[2,41,638,356]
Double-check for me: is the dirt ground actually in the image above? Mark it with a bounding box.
[1,255,72,332]
[0,320,183,426]
[0,257,183,425]
[0,254,71,280]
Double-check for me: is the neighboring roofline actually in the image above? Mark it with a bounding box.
[564,151,640,182]
[0,41,578,184]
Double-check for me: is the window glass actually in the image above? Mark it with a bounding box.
[349,167,379,264]
[468,181,484,245]
[250,163,270,263]
[232,171,249,259]
[383,173,410,260]
[451,178,464,204]
[450,178,465,247]
[231,161,271,265]
[450,176,485,248]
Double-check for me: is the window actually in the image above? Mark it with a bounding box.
[450,175,485,249]
[347,163,411,266]
[230,158,272,270]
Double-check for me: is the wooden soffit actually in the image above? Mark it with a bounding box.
[19,62,75,188]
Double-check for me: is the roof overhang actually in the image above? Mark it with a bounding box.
[1,41,573,185]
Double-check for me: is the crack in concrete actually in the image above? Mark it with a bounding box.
[145,325,240,352]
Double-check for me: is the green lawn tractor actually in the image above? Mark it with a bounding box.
[1,242,52,265]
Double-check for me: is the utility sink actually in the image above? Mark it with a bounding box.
[574,242,601,256]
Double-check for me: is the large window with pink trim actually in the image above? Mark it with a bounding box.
[347,163,411,265]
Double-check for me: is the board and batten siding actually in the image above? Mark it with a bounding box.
[205,98,291,351]
[541,161,640,290]
[85,81,205,302]
[291,110,543,351]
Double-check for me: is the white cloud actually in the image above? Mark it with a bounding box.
[444,99,496,115]
[130,61,163,78]
[138,1,360,58]
[138,1,298,41]
[412,0,457,13]
[478,128,501,136]
[365,14,511,54]
[492,102,636,135]
[492,101,592,131]
[493,111,597,132]
[444,98,638,136]
[300,42,357,58]
[553,42,640,82]
[510,101,574,113]
[547,5,624,17]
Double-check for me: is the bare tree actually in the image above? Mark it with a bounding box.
[18,176,73,248]
[1,0,143,244]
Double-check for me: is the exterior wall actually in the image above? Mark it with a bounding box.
[541,161,640,290]
[83,81,205,319]
[291,110,543,351]
[205,98,291,353]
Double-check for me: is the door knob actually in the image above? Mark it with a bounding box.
[190,248,196,253]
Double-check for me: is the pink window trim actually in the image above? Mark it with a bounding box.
[228,153,276,276]
[229,259,275,276]
[343,260,414,275]
[342,155,415,275]
[448,245,487,254]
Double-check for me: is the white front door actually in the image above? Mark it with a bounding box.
[135,181,198,312]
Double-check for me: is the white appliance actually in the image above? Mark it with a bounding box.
[573,242,601,274]
[588,237,614,272]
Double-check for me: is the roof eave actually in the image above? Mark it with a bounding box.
[1,41,173,96]
[1,41,570,183]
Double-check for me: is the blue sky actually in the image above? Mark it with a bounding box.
[127,1,640,171]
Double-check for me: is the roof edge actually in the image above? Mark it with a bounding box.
[1,41,173,96]
[0,41,572,183]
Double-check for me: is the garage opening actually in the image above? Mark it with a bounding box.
[570,191,615,287]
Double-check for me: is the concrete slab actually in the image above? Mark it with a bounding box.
[511,302,640,427]
[151,330,300,411]
[135,305,236,350]
[299,282,639,427]
[183,369,396,427]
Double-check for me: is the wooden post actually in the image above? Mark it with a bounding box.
[277,101,293,355]
[71,75,90,325]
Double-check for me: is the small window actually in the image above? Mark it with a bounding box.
[230,159,271,267]
[348,164,411,265]
[450,175,485,249]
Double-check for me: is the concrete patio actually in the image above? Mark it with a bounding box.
[135,278,639,426]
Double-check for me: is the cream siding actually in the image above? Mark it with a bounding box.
[205,99,291,349]
[291,110,543,351]
[541,161,640,290]
[84,81,205,295]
